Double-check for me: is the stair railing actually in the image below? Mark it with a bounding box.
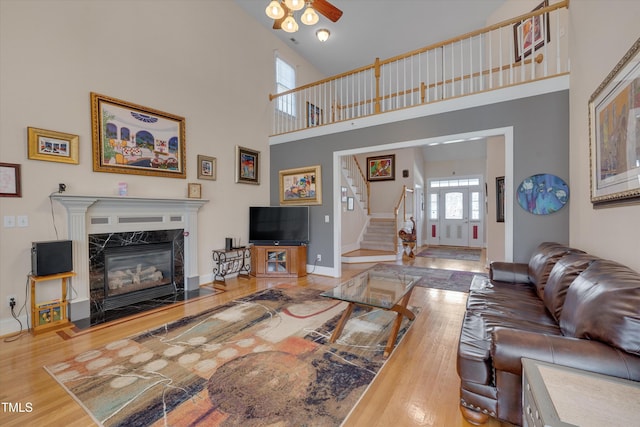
[343,155,370,214]
[269,0,569,136]
[394,185,415,250]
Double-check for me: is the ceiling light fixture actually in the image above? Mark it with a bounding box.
[316,28,330,42]
[301,4,319,26]
[284,0,305,12]
[266,0,342,34]
[265,0,285,20]
[282,12,299,33]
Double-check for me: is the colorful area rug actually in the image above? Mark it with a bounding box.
[45,285,416,427]
[370,264,486,293]
[416,246,482,261]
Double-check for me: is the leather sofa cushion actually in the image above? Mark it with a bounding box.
[560,259,640,355]
[528,242,580,299]
[543,253,599,322]
[458,281,561,385]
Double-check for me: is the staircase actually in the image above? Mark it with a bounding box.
[360,218,397,252]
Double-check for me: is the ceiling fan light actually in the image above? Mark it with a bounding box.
[316,28,330,42]
[301,6,319,25]
[265,1,285,20]
[284,0,305,11]
[282,14,299,33]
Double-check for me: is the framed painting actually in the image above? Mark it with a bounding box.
[197,154,216,180]
[513,0,550,62]
[366,154,395,181]
[0,163,21,197]
[516,174,569,215]
[306,102,322,127]
[496,176,505,222]
[235,146,260,185]
[90,92,186,178]
[27,127,79,164]
[589,37,640,205]
[279,165,322,205]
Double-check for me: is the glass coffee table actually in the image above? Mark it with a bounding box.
[321,269,421,358]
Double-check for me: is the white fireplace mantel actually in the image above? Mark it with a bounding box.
[50,194,208,321]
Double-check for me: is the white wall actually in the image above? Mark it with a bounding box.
[568,1,640,270]
[0,0,324,334]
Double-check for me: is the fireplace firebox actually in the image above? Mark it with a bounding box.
[103,242,175,310]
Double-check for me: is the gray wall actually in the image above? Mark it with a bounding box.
[270,90,570,266]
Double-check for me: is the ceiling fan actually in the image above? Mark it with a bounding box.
[266,0,343,33]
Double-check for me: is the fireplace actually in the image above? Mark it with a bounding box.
[103,242,175,310]
[50,194,208,324]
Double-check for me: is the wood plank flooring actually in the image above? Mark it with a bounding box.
[0,247,511,427]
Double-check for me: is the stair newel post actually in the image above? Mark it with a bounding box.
[374,57,381,114]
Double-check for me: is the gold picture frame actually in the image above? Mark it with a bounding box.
[197,154,216,180]
[90,92,186,179]
[187,182,202,199]
[279,165,322,205]
[589,37,640,205]
[27,127,79,164]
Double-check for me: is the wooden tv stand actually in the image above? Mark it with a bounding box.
[250,245,307,278]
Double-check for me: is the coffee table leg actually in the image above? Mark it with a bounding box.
[329,303,354,343]
[383,289,415,358]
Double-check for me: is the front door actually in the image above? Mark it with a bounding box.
[425,176,483,248]
[440,189,469,246]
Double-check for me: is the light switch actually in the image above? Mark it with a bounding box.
[324,215,330,223]
[3,215,15,228]
[17,215,28,227]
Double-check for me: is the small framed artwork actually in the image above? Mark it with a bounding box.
[341,186,348,202]
[0,163,21,197]
[367,154,395,181]
[279,165,322,205]
[306,102,322,127]
[513,0,550,62]
[235,146,260,185]
[496,176,505,222]
[27,127,79,164]
[90,92,186,179]
[197,154,216,180]
[347,196,354,211]
[589,37,640,205]
[187,183,202,199]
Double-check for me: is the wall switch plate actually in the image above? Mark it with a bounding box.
[3,216,15,228]
[17,215,28,227]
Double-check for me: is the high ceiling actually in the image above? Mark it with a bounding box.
[235,0,507,77]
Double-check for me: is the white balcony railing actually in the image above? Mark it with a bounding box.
[269,0,569,136]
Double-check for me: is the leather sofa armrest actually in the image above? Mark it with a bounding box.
[491,327,640,380]
[489,262,529,283]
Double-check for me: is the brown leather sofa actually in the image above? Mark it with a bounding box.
[456,242,640,425]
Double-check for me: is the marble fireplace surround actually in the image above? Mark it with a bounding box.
[51,194,208,322]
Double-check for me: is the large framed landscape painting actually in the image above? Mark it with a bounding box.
[279,165,322,205]
[589,37,640,206]
[90,92,186,178]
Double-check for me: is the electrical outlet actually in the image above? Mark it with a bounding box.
[8,295,17,308]
[316,254,321,262]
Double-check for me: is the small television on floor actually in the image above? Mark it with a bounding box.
[249,206,309,246]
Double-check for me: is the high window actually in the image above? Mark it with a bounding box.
[276,56,296,117]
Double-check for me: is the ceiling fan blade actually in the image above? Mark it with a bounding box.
[273,2,289,30]
[313,0,343,22]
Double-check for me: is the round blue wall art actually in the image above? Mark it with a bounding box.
[516,173,569,215]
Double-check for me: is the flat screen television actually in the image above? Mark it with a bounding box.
[249,206,309,246]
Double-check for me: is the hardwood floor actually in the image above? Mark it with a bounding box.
[0,247,510,427]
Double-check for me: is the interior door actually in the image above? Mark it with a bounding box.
[439,189,469,246]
